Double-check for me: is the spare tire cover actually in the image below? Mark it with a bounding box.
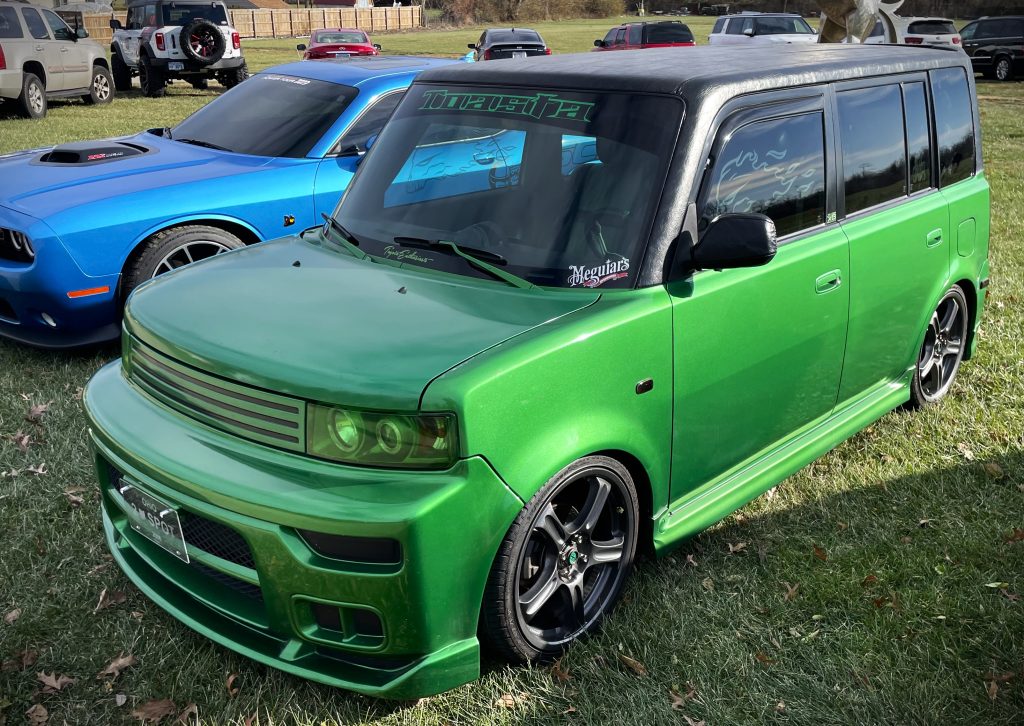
[180,18,226,65]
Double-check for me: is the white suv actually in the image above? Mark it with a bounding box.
[709,12,818,45]
[110,0,247,97]
[0,0,113,118]
[861,16,962,49]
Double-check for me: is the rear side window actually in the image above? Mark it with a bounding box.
[701,112,826,237]
[931,67,976,186]
[337,92,403,154]
[21,8,49,40]
[907,20,957,35]
[903,82,932,193]
[627,24,642,45]
[712,18,726,34]
[726,18,752,35]
[838,85,907,214]
[645,23,694,44]
[0,7,23,38]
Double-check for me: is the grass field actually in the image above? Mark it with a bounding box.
[2,17,1024,726]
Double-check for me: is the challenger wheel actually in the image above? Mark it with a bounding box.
[181,19,226,65]
[908,285,969,408]
[123,225,245,296]
[82,65,114,105]
[139,56,165,98]
[111,52,132,92]
[482,456,639,663]
[17,73,46,119]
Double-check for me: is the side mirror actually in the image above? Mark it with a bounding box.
[296,43,306,51]
[467,43,476,49]
[109,18,122,30]
[76,27,89,39]
[742,27,755,37]
[594,39,604,47]
[373,43,382,50]
[692,213,777,271]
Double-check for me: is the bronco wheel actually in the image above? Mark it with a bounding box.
[995,56,1013,82]
[139,56,166,98]
[82,65,114,105]
[17,73,46,119]
[908,285,969,407]
[482,456,639,663]
[123,225,244,296]
[217,62,248,89]
[111,51,132,92]
[181,18,226,65]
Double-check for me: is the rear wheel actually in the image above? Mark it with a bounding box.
[139,55,166,98]
[908,285,969,408]
[17,73,46,119]
[189,77,209,90]
[111,52,132,92]
[123,225,245,296]
[82,65,114,105]
[481,456,639,663]
[995,56,1014,81]
[217,62,248,89]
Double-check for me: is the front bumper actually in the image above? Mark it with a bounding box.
[85,361,524,698]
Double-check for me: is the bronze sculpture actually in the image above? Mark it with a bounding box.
[817,0,904,43]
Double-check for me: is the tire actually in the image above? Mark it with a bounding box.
[138,55,166,98]
[180,18,226,65]
[123,225,245,295]
[907,285,969,408]
[17,73,46,119]
[994,56,1014,82]
[82,65,114,105]
[111,51,132,92]
[217,61,248,89]
[189,77,209,90]
[481,455,640,663]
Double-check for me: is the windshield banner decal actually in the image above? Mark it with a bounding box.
[567,258,630,288]
[419,90,595,123]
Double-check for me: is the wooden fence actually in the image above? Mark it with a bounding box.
[80,6,423,46]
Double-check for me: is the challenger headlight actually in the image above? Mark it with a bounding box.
[1,228,35,263]
[307,404,457,469]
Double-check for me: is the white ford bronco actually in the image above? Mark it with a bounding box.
[110,0,248,97]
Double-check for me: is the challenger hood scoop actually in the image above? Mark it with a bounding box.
[37,141,151,165]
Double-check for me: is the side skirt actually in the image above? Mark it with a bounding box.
[653,375,911,554]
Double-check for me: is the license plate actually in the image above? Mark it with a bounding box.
[115,479,189,563]
[513,51,527,59]
[168,61,184,71]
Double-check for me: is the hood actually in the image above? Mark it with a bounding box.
[0,133,276,220]
[125,236,599,411]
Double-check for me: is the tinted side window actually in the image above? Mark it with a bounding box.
[338,92,403,153]
[42,9,73,41]
[701,112,826,237]
[21,8,49,40]
[903,82,932,194]
[931,67,976,186]
[838,85,907,214]
[712,18,726,34]
[726,18,750,35]
[613,28,626,45]
[0,7,23,38]
[627,24,642,45]
[602,28,617,44]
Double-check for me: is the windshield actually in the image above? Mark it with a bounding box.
[645,23,694,43]
[756,16,814,34]
[315,30,367,44]
[163,2,228,25]
[171,74,357,157]
[332,85,682,289]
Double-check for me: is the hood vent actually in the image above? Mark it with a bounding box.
[36,141,152,166]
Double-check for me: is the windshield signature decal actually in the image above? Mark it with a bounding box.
[419,90,595,123]
[383,246,434,264]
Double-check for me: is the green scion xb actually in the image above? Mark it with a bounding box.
[84,45,989,698]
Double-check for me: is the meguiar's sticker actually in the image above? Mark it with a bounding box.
[261,75,312,85]
[567,258,630,288]
[419,90,595,123]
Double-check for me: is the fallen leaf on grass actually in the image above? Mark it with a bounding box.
[987,680,999,701]
[1006,528,1024,544]
[36,672,76,693]
[986,672,1015,683]
[225,673,240,697]
[900,536,913,545]
[682,715,706,726]
[775,701,787,713]
[493,693,527,709]
[984,462,1005,479]
[175,703,198,724]
[132,699,176,723]
[862,574,879,587]
[668,683,697,710]
[684,554,698,567]
[812,545,827,562]
[27,463,47,476]
[957,443,975,461]
[97,653,137,680]
[1000,589,1021,602]
[782,582,799,602]
[550,658,571,683]
[64,488,86,507]
[93,588,127,614]
[10,431,32,453]
[918,518,934,528]
[26,403,50,425]
[2,649,38,671]
[754,651,776,665]
[242,713,258,726]
[985,582,1011,590]
[3,609,20,625]
[617,653,648,677]
[25,704,48,725]
[701,577,715,592]
[115,694,128,707]
[727,542,747,555]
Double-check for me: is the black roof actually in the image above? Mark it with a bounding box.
[417,44,970,98]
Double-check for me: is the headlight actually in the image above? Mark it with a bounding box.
[0,228,35,263]
[307,404,458,469]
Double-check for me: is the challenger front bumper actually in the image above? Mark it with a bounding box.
[85,361,524,699]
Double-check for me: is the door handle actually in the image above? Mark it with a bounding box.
[35,45,44,51]
[815,270,842,294]
[60,47,69,53]
[926,229,943,248]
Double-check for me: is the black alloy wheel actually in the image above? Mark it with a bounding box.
[482,456,639,662]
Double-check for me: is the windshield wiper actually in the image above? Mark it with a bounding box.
[175,137,233,153]
[321,213,373,262]
[394,237,536,290]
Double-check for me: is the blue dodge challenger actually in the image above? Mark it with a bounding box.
[0,56,454,348]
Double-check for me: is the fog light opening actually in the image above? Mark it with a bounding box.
[40,312,56,328]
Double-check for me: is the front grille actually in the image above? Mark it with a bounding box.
[126,337,306,452]
[191,561,264,603]
[181,513,256,569]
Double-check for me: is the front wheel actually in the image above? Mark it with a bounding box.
[111,51,132,92]
[481,456,639,663]
[82,65,114,105]
[995,56,1014,82]
[123,225,245,297]
[908,285,969,408]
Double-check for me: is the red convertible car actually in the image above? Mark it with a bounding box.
[297,28,381,59]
